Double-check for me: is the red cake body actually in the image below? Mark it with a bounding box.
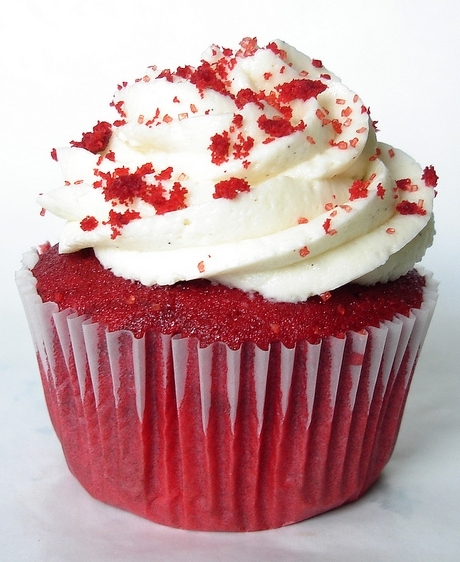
[19,243,434,531]
[33,243,424,349]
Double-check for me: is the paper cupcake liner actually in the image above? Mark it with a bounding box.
[16,250,438,531]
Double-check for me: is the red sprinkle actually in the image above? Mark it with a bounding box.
[349,137,359,148]
[265,41,287,59]
[299,246,310,258]
[377,183,386,199]
[323,217,333,234]
[331,119,343,134]
[330,140,348,150]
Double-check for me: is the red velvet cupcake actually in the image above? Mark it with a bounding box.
[17,39,438,531]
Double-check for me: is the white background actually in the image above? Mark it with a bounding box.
[1,1,459,560]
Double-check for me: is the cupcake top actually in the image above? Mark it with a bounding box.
[32,244,427,347]
[38,38,437,301]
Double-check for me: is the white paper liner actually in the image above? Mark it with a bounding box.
[16,249,438,531]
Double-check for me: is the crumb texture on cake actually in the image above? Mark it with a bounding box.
[33,244,425,349]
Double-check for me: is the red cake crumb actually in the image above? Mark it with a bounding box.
[33,244,425,350]
[349,179,369,200]
[213,177,250,199]
[396,200,427,216]
[396,178,417,192]
[232,133,254,160]
[70,121,112,154]
[265,41,287,60]
[275,79,327,103]
[103,209,141,239]
[421,165,439,188]
[189,61,230,97]
[80,215,99,231]
[209,131,231,164]
[235,88,264,110]
[257,114,305,138]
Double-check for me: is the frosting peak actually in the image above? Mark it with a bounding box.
[39,38,436,301]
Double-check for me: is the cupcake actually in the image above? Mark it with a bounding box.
[16,38,438,531]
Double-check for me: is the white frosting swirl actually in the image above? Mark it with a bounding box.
[38,39,435,301]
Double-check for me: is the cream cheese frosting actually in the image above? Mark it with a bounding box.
[38,38,436,301]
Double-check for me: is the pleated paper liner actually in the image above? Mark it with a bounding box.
[16,249,438,531]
